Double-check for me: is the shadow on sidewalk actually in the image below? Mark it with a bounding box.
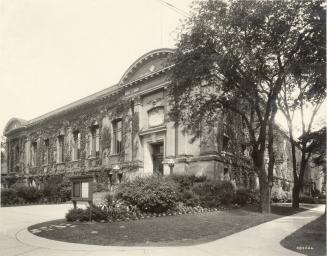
[280,213,326,256]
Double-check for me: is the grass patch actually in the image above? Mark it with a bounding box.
[28,204,310,246]
[280,213,326,256]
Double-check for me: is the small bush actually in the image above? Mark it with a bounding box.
[233,188,259,205]
[178,190,200,206]
[43,176,71,203]
[107,204,132,220]
[169,174,207,191]
[1,188,21,205]
[271,186,288,203]
[86,204,109,221]
[192,180,235,208]
[117,176,179,213]
[233,188,251,205]
[11,185,43,203]
[65,208,89,222]
[299,195,316,204]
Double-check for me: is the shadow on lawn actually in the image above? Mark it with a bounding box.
[28,204,314,247]
[239,204,310,216]
[280,214,326,256]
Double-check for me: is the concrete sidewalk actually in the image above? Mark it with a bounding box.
[0,204,324,256]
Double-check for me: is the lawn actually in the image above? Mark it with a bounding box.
[28,204,310,246]
[280,213,326,256]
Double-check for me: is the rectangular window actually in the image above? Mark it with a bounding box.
[91,126,100,158]
[57,135,64,163]
[73,131,81,161]
[31,142,37,166]
[113,120,122,154]
[43,139,50,165]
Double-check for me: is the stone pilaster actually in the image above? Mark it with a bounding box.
[132,96,142,162]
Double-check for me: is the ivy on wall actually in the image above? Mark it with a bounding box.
[101,126,111,151]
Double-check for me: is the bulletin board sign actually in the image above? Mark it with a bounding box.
[70,175,93,202]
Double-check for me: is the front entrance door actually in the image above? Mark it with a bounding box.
[152,143,164,176]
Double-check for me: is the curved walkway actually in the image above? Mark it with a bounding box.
[0,204,324,256]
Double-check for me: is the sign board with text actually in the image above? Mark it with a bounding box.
[70,175,93,202]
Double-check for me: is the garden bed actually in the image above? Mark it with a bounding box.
[28,204,309,246]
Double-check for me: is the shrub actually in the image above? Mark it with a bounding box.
[57,181,72,202]
[13,185,43,203]
[117,176,179,213]
[271,186,288,203]
[43,176,71,203]
[192,180,235,207]
[169,174,207,192]
[65,208,89,222]
[178,190,200,206]
[248,189,260,205]
[86,204,109,221]
[233,188,260,205]
[1,188,21,205]
[233,188,251,205]
[107,204,133,220]
[299,195,316,204]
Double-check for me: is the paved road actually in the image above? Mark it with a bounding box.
[0,203,324,256]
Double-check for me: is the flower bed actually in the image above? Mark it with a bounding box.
[65,202,228,223]
[65,175,256,223]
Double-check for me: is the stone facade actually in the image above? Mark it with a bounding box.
[2,48,315,194]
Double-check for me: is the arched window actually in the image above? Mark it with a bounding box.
[148,106,164,127]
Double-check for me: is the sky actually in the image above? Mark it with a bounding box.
[0,0,193,135]
[0,0,325,138]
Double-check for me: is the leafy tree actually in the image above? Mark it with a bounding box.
[300,127,326,195]
[303,127,326,169]
[168,0,323,213]
[277,0,325,208]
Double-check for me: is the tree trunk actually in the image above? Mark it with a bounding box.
[259,180,271,213]
[288,125,300,209]
[292,182,300,208]
[253,149,271,213]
